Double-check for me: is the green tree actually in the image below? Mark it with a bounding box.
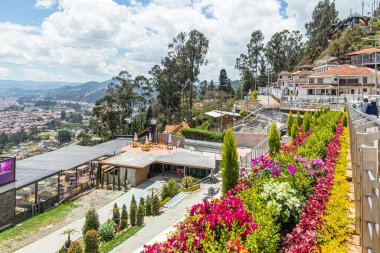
[286,111,294,136]
[67,241,82,253]
[121,204,128,221]
[130,196,137,226]
[218,69,234,94]
[291,120,299,139]
[296,111,302,126]
[112,203,120,225]
[152,195,160,216]
[268,122,281,154]
[161,179,179,200]
[57,130,71,144]
[303,112,311,131]
[235,30,265,91]
[343,112,348,127]
[60,110,66,120]
[82,208,100,236]
[305,0,338,57]
[84,230,99,253]
[62,228,76,248]
[136,201,145,226]
[242,71,254,95]
[266,30,304,73]
[221,127,239,195]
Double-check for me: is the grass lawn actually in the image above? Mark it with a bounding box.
[0,201,78,249]
[77,225,143,253]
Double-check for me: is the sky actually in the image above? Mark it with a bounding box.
[0,0,366,83]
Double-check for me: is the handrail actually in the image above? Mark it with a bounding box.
[239,136,269,168]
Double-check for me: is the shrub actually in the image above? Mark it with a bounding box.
[161,179,179,201]
[67,241,82,253]
[145,196,152,216]
[112,203,120,225]
[295,111,301,126]
[98,221,115,242]
[317,129,351,252]
[59,246,67,253]
[82,208,100,236]
[152,194,160,216]
[268,122,281,154]
[137,202,145,226]
[342,112,348,127]
[84,230,99,253]
[160,197,171,207]
[181,176,195,189]
[239,109,246,116]
[221,127,240,195]
[302,112,311,131]
[286,111,293,136]
[119,218,128,230]
[252,90,258,100]
[181,128,224,143]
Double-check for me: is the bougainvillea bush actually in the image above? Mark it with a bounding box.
[144,111,344,253]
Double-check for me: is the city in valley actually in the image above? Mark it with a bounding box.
[0,1,377,253]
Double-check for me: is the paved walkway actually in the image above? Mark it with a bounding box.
[257,95,279,108]
[112,183,218,253]
[16,180,164,253]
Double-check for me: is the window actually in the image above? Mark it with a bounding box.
[317,78,323,84]
[309,78,314,84]
[347,79,359,84]
[364,88,368,92]
[351,89,355,94]
[363,77,368,84]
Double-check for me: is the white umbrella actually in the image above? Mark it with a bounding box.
[145,135,149,145]
[168,134,172,144]
[133,132,138,141]
[148,132,152,142]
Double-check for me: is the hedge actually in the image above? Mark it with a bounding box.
[316,128,351,252]
[181,128,224,143]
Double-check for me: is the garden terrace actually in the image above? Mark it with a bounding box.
[144,109,351,252]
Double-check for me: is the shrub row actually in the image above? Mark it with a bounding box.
[181,128,224,142]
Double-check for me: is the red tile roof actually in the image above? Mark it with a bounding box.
[300,84,333,88]
[345,48,380,56]
[309,65,375,77]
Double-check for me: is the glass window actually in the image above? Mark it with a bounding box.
[37,174,58,202]
[363,77,368,84]
[317,78,323,84]
[16,184,35,215]
[309,78,314,84]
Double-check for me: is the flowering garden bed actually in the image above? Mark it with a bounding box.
[144,110,349,253]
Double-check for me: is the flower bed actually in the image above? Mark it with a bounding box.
[144,111,344,253]
[282,121,344,253]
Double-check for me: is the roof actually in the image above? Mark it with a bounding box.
[101,149,216,170]
[164,125,177,132]
[205,110,240,118]
[165,122,190,133]
[345,48,380,56]
[308,65,375,77]
[278,71,292,75]
[15,138,131,188]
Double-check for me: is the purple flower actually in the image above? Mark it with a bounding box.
[288,164,297,174]
[302,157,308,164]
[294,155,301,162]
[251,158,259,165]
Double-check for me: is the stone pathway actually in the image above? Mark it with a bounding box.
[346,147,361,253]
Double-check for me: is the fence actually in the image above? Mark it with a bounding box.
[239,136,269,169]
[348,107,380,253]
[280,102,344,112]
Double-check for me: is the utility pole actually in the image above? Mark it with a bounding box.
[362,1,365,16]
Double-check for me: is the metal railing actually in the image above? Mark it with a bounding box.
[280,102,344,112]
[239,137,269,169]
[348,107,380,253]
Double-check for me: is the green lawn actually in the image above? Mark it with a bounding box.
[0,201,78,249]
[77,225,143,253]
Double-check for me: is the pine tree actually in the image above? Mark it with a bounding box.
[131,194,137,206]
[221,127,240,195]
[145,196,152,216]
[296,111,302,126]
[303,112,311,131]
[343,112,348,127]
[286,111,293,136]
[112,203,120,225]
[268,122,281,154]
[291,120,299,139]
[130,199,137,227]
[136,202,145,226]
[152,195,160,216]
[121,204,128,221]
[139,197,145,216]
[82,208,100,236]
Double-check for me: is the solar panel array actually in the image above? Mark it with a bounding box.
[15,138,131,189]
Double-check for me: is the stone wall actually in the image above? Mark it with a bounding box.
[0,189,15,227]
[127,167,149,186]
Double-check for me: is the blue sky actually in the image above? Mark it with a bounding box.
[0,0,362,82]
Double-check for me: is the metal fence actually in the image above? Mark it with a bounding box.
[239,137,269,169]
[280,102,344,112]
[348,107,380,253]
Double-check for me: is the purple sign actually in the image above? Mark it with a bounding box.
[0,158,15,186]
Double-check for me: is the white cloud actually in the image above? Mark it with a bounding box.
[0,67,11,79]
[35,0,57,9]
[0,0,366,82]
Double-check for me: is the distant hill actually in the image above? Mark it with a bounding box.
[0,80,80,90]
